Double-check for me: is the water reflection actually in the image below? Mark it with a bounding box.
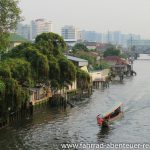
[97,126,111,143]
[1,56,150,149]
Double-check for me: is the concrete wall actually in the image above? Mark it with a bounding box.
[89,69,110,81]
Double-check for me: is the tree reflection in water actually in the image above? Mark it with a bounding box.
[97,126,112,143]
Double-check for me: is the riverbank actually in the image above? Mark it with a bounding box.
[0,63,136,129]
[0,64,135,129]
[1,59,150,150]
[0,86,93,129]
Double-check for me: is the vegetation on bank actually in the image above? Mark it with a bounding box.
[0,33,91,120]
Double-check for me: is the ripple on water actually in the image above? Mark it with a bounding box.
[1,59,150,149]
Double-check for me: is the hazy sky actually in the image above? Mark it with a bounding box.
[19,0,150,38]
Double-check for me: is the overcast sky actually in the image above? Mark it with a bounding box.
[19,0,150,38]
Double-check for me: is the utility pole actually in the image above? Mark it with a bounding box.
[99,52,103,70]
[130,35,133,52]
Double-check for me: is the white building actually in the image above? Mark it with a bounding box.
[61,25,78,41]
[31,19,53,40]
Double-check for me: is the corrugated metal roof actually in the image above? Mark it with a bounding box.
[66,55,88,62]
[104,56,128,65]
[9,33,28,42]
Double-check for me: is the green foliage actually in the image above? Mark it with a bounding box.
[24,47,49,81]
[0,0,21,52]
[76,69,90,90]
[0,58,31,116]
[103,46,128,60]
[0,64,11,78]
[72,43,88,51]
[120,53,128,59]
[94,61,110,70]
[0,33,9,53]
[50,80,59,93]
[48,56,60,81]
[4,78,29,111]
[103,47,121,57]
[73,51,96,67]
[0,58,31,115]
[58,57,76,88]
[0,32,90,118]
[1,58,32,85]
[35,32,67,56]
[4,33,77,90]
[0,78,29,115]
[7,42,34,59]
[7,43,49,81]
[0,80,5,93]
[79,55,96,66]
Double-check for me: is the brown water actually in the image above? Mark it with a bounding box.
[0,54,150,150]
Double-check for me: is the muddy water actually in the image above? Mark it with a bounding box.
[0,54,150,150]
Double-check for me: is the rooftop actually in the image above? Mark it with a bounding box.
[104,56,128,65]
[9,33,28,42]
[66,55,88,62]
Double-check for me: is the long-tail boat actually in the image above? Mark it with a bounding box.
[97,102,123,127]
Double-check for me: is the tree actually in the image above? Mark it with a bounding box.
[0,58,32,85]
[35,32,67,56]
[58,57,76,89]
[48,57,60,80]
[2,78,29,112]
[72,43,88,51]
[0,0,21,52]
[103,47,121,57]
[76,69,91,90]
[8,43,49,81]
[72,50,97,68]
[94,61,110,70]
[0,80,5,93]
[0,32,80,120]
[0,70,29,117]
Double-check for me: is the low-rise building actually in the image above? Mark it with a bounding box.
[104,56,132,78]
[83,42,97,50]
[89,69,110,82]
[104,56,129,67]
[9,33,28,49]
[30,86,52,105]
[65,55,89,92]
[66,55,88,71]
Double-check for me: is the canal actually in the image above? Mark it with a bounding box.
[0,54,150,150]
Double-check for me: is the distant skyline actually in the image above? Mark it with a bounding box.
[19,0,150,39]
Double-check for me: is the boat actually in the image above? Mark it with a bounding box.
[97,102,123,127]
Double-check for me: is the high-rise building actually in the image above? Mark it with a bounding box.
[76,29,82,41]
[16,23,31,40]
[81,30,102,42]
[120,34,141,47]
[31,19,52,40]
[102,31,141,47]
[61,25,77,40]
[103,31,121,44]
